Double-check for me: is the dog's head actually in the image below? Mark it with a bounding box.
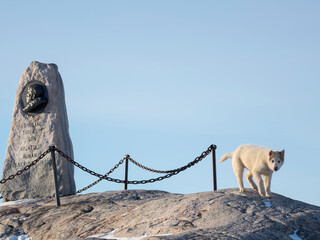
[268,150,285,172]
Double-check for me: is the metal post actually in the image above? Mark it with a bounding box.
[50,146,61,207]
[124,155,129,190]
[212,145,217,191]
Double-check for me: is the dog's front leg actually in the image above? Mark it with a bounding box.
[253,172,265,197]
[263,174,272,198]
[246,171,258,191]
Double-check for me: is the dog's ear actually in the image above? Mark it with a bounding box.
[280,149,285,158]
[269,150,273,158]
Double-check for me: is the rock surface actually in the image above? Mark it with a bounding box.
[0,61,76,201]
[0,188,319,239]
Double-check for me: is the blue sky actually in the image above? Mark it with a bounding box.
[0,1,319,206]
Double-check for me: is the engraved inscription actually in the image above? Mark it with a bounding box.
[17,115,45,164]
[16,162,27,168]
[20,145,41,152]
[23,152,42,159]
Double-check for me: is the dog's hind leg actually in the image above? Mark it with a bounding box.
[232,158,245,193]
[246,171,258,191]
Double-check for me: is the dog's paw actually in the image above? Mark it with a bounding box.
[265,193,272,198]
[239,188,245,193]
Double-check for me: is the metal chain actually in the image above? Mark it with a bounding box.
[126,144,216,185]
[0,148,51,185]
[0,148,51,200]
[76,157,125,194]
[128,144,216,174]
[54,147,106,178]
[54,147,126,184]
[0,145,216,198]
[55,145,215,185]
[128,157,177,174]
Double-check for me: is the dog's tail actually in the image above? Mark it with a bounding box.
[219,152,233,163]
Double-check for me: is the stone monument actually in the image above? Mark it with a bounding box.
[0,61,76,201]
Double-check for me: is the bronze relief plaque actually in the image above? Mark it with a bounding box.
[21,80,48,115]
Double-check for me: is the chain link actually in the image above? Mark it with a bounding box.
[76,158,125,194]
[0,148,51,200]
[128,157,177,174]
[55,147,105,178]
[0,148,51,185]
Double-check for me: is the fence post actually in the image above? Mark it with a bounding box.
[49,146,61,207]
[211,145,217,191]
[124,155,129,190]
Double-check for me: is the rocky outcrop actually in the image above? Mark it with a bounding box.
[0,188,319,239]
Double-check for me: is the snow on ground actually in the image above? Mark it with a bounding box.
[0,234,31,240]
[262,199,272,208]
[88,229,172,240]
[289,229,302,240]
[0,199,41,207]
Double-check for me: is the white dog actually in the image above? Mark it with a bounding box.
[219,144,285,197]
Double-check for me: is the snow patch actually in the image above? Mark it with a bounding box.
[262,199,272,208]
[88,229,172,240]
[12,216,29,221]
[121,212,128,217]
[49,210,62,216]
[289,229,302,240]
[0,198,41,207]
[1,234,31,240]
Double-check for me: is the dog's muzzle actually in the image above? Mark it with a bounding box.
[274,166,279,171]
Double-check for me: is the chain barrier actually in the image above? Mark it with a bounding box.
[125,144,216,185]
[56,144,216,186]
[0,144,216,198]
